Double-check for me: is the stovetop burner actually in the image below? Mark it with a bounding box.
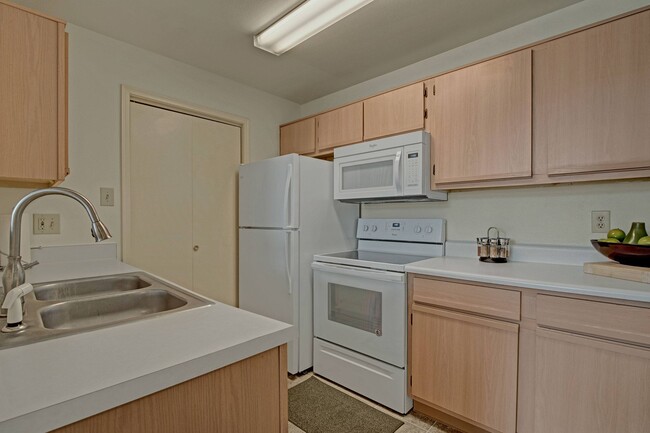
[314,218,446,272]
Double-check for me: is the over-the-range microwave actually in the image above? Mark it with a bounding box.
[333,131,447,203]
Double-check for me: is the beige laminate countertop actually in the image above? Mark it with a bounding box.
[406,256,650,303]
[0,244,293,433]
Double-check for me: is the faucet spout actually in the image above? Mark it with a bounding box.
[1,187,112,316]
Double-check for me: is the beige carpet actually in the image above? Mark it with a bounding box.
[289,377,404,433]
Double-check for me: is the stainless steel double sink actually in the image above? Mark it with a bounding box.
[0,272,212,350]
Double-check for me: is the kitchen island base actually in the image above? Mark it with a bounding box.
[52,345,288,433]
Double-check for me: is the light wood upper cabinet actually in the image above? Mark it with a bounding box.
[316,102,363,151]
[534,329,650,433]
[534,10,650,176]
[0,1,68,186]
[280,118,315,155]
[411,304,519,433]
[430,50,532,185]
[363,82,424,140]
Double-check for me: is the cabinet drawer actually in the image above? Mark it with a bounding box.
[412,277,520,321]
[537,294,650,347]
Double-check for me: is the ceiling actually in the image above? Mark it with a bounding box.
[13,0,583,104]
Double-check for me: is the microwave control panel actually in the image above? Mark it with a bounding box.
[406,150,420,186]
[402,142,429,197]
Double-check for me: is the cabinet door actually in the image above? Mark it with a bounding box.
[431,50,532,185]
[411,304,519,433]
[363,83,424,140]
[316,102,363,151]
[0,3,68,184]
[535,329,650,433]
[280,118,315,155]
[534,10,650,175]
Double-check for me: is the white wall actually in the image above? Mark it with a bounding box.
[301,0,650,247]
[0,24,300,255]
[363,181,650,246]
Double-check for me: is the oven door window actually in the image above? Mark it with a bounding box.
[328,283,382,336]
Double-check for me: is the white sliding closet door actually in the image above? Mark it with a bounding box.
[126,101,241,305]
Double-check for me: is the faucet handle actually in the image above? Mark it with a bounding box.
[1,283,33,332]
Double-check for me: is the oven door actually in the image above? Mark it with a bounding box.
[334,147,403,200]
[312,261,406,368]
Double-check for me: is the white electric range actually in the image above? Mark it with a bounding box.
[312,218,446,414]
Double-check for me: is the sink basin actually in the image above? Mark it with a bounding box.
[40,289,187,330]
[0,272,212,350]
[34,275,151,301]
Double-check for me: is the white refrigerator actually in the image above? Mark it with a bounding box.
[239,154,358,374]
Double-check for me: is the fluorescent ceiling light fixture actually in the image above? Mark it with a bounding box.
[254,0,375,55]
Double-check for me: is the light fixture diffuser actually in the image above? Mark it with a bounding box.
[254,0,375,55]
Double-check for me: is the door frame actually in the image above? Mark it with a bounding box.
[120,85,249,263]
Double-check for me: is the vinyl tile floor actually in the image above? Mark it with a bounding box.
[288,372,464,433]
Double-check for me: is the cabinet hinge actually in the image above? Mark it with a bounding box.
[410,313,413,325]
[432,164,436,175]
[424,86,428,98]
[410,376,412,386]
[433,84,436,95]
[424,108,428,119]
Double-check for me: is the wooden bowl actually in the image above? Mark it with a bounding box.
[590,239,650,267]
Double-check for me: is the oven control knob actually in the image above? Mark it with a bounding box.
[425,226,433,233]
[414,226,422,233]
[371,225,378,232]
[363,225,369,232]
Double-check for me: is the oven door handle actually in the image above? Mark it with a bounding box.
[312,262,405,283]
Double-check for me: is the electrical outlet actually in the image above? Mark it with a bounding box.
[100,187,114,206]
[591,210,610,233]
[33,214,60,235]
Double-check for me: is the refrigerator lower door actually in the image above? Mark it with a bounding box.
[239,154,300,229]
[239,228,300,373]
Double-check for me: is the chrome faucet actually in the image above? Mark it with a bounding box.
[1,187,112,317]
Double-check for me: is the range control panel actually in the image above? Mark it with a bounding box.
[357,218,446,243]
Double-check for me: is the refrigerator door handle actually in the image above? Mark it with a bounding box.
[283,163,293,229]
[284,231,292,295]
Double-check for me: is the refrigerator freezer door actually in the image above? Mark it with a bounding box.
[239,154,300,229]
[239,228,300,373]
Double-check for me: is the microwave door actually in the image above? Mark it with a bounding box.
[334,148,403,200]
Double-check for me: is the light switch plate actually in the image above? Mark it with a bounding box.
[100,187,114,206]
[33,214,60,235]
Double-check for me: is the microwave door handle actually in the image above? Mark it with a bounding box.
[283,163,293,229]
[393,150,402,191]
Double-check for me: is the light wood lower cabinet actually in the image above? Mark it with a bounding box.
[534,329,650,433]
[411,304,519,433]
[410,274,650,433]
[52,345,288,433]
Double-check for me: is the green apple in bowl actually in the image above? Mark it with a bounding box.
[598,238,620,243]
[638,236,650,246]
[606,228,626,242]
